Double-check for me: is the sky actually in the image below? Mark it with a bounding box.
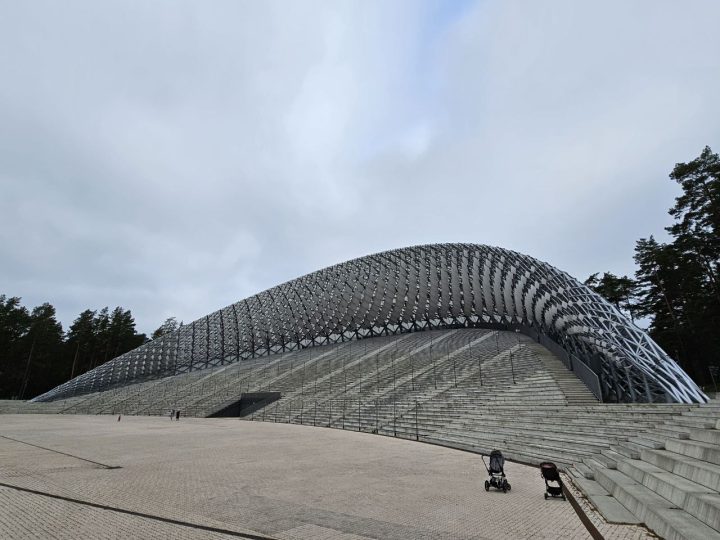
[1,0,719,335]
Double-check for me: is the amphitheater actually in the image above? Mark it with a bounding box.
[2,244,719,539]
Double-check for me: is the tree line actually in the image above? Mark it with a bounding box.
[585,146,719,388]
[0,302,149,399]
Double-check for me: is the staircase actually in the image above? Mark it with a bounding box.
[534,344,599,405]
[6,328,719,538]
[567,400,720,539]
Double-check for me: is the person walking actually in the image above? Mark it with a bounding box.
[170,408,174,421]
[175,410,180,421]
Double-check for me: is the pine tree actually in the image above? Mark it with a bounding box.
[65,309,97,379]
[668,146,720,302]
[19,303,63,399]
[0,295,31,398]
[584,272,637,321]
[151,317,178,339]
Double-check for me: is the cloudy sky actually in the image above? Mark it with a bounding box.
[2,0,719,335]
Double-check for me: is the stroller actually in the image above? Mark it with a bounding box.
[482,450,511,493]
[540,462,565,500]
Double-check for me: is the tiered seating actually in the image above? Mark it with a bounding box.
[568,399,720,539]
[7,327,718,538]
[61,377,169,415]
[182,345,350,417]
[246,330,596,446]
[0,398,85,414]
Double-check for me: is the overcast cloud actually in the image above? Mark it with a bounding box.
[1,0,719,334]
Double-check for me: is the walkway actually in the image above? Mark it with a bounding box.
[0,414,596,539]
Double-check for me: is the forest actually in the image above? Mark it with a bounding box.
[584,146,719,389]
[0,302,153,400]
[1,147,718,399]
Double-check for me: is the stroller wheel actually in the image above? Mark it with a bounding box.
[506,483,511,491]
[484,480,489,492]
[544,493,548,500]
[502,485,507,493]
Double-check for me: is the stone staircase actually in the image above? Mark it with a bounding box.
[0,398,85,414]
[566,400,720,539]
[8,328,719,538]
[535,344,599,406]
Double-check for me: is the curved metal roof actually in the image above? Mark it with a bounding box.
[36,243,706,403]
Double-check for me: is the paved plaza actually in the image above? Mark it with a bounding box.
[1,415,599,539]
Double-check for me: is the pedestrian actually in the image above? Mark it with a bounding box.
[117,414,121,422]
[170,408,174,421]
[175,410,180,421]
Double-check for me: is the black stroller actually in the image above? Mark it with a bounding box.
[540,462,565,500]
[482,450,511,493]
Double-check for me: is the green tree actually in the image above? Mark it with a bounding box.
[664,147,720,385]
[0,295,31,398]
[584,272,638,321]
[107,307,146,358]
[151,317,178,339]
[0,296,150,399]
[18,303,64,399]
[65,309,97,380]
[627,148,720,385]
[668,146,720,301]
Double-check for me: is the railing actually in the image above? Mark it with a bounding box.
[569,353,602,401]
[514,323,603,402]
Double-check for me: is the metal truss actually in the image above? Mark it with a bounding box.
[34,243,707,403]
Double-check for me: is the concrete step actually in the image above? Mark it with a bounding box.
[422,433,582,467]
[428,426,604,458]
[569,474,642,525]
[671,417,717,430]
[588,493,643,525]
[594,467,720,540]
[640,448,720,492]
[628,437,665,450]
[665,438,720,466]
[656,424,692,439]
[599,449,627,469]
[570,464,593,479]
[616,458,720,530]
[682,410,720,420]
[611,443,641,459]
[582,457,608,471]
[684,428,720,446]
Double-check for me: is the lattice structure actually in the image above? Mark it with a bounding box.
[34,244,707,403]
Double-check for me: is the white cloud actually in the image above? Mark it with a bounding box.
[1,0,719,333]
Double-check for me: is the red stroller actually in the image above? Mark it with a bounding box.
[540,462,565,500]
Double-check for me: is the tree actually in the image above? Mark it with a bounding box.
[662,147,720,385]
[85,307,146,369]
[625,147,720,385]
[19,303,63,399]
[91,307,111,370]
[584,147,720,387]
[151,317,178,339]
[668,146,720,303]
[0,295,31,398]
[634,238,686,359]
[107,307,146,358]
[584,272,637,321]
[65,309,97,379]
[0,296,150,399]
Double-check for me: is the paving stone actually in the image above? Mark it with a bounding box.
[0,414,593,540]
